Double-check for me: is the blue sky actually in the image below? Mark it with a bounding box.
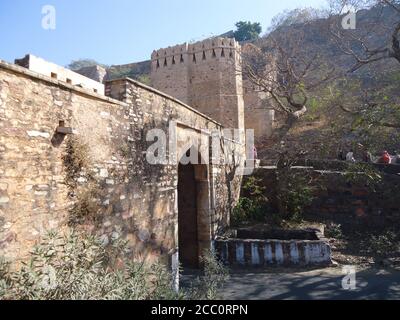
[0,0,325,67]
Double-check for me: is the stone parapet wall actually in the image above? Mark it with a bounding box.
[214,238,332,267]
[0,60,243,268]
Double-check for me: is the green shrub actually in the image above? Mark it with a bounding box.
[362,231,399,258]
[232,177,268,226]
[277,172,315,222]
[186,250,229,300]
[325,223,344,239]
[344,163,382,192]
[0,232,227,300]
[0,258,10,298]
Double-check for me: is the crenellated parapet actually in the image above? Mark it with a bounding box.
[150,36,244,132]
[151,37,240,70]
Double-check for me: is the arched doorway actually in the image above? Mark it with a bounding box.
[177,151,211,269]
[178,162,199,268]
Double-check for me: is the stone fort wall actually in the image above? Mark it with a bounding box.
[0,60,243,268]
[150,37,245,132]
[150,37,275,143]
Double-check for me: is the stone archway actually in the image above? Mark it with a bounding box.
[177,152,211,269]
[178,162,199,268]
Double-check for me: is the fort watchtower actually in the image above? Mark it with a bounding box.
[151,37,244,131]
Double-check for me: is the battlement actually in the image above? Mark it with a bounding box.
[151,37,240,69]
[151,43,189,60]
[188,37,239,53]
[150,37,244,131]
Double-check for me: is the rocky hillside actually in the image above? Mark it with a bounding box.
[70,4,400,162]
[266,4,400,76]
[253,4,400,163]
[106,60,151,84]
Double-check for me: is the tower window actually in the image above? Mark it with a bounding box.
[202,51,206,60]
[51,72,57,79]
[164,58,168,67]
[221,49,225,57]
[156,60,160,68]
[172,56,176,64]
[212,49,216,58]
[180,54,184,63]
[193,54,197,63]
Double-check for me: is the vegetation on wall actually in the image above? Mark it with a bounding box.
[62,136,104,226]
[62,137,93,187]
[344,163,383,192]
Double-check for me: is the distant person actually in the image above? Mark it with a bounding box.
[253,146,258,160]
[338,149,346,161]
[377,151,391,164]
[252,145,258,168]
[363,151,372,163]
[346,150,356,163]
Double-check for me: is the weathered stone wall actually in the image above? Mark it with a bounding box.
[252,167,400,231]
[243,79,275,141]
[0,60,243,268]
[151,38,245,131]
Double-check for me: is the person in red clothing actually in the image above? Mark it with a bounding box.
[377,151,391,164]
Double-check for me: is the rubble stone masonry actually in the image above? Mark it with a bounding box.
[151,37,245,132]
[0,60,243,268]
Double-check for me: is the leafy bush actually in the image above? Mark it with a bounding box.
[277,172,315,222]
[186,250,229,300]
[273,152,318,222]
[0,232,227,300]
[232,177,268,226]
[325,223,344,239]
[362,231,399,258]
[344,163,382,191]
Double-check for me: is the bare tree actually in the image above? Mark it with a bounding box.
[329,0,400,72]
[242,28,336,140]
[323,0,400,135]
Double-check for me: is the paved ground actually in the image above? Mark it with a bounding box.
[217,267,400,300]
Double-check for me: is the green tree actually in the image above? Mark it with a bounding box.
[233,21,262,41]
